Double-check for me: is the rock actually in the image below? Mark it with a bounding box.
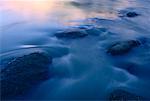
[107,40,140,55]
[69,1,91,7]
[109,89,144,101]
[118,10,140,18]
[69,1,81,7]
[55,24,107,39]
[126,12,139,18]
[75,25,107,36]
[1,52,52,99]
[55,28,88,39]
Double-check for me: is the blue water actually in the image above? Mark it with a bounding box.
[0,0,150,100]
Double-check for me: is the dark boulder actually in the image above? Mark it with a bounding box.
[118,9,140,18]
[69,1,92,7]
[109,89,145,101]
[126,12,139,18]
[1,52,52,99]
[107,40,141,55]
[55,28,88,39]
[55,24,107,39]
[119,11,140,18]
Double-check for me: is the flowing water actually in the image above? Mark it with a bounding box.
[0,0,150,100]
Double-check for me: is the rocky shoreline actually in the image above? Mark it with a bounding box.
[0,6,149,100]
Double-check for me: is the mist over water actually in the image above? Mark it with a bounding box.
[0,0,150,100]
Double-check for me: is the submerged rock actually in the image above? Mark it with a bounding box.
[55,28,88,39]
[126,12,139,18]
[1,52,52,99]
[75,25,107,35]
[119,10,140,18]
[69,1,91,7]
[55,24,107,39]
[107,40,141,55]
[109,89,144,101]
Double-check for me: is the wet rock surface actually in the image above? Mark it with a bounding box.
[69,1,91,7]
[119,10,140,18]
[55,28,88,39]
[1,0,150,99]
[1,52,52,99]
[107,40,141,55]
[108,90,145,101]
[126,12,140,18]
[55,25,107,39]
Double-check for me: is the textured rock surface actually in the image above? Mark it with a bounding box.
[109,90,145,101]
[107,40,141,55]
[1,52,52,99]
[126,12,139,17]
[55,28,88,39]
[55,25,107,39]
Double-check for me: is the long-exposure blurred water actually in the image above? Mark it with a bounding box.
[0,0,150,100]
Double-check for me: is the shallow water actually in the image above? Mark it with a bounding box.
[0,0,150,100]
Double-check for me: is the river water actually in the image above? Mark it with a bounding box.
[0,0,150,100]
